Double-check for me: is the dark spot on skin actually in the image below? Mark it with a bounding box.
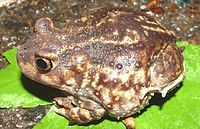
[135,62,142,68]
[109,61,115,66]
[95,91,100,96]
[116,63,123,69]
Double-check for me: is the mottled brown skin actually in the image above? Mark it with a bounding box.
[17,8,185,128]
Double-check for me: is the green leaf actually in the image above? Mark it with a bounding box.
[0,48,51,108]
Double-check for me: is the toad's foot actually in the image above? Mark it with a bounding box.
[54,97,105,124]
[122,117,135,129]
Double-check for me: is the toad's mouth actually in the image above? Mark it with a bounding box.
[140,62,186,99]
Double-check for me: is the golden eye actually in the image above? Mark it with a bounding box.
[35,57,53,72]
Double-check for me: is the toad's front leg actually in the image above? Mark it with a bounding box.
[54,96,106,124]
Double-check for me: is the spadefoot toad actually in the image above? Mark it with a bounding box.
[17,7,185,129]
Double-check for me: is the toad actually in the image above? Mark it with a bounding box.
[17,7,185,129]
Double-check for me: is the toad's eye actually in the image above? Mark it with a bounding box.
[35,57,53,72]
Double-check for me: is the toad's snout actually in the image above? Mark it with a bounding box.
[17,45,38,80]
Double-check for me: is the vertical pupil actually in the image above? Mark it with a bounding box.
[36,59,48,69]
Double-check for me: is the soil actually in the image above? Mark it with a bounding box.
[0,0,200,129]
[0,106,51,129]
